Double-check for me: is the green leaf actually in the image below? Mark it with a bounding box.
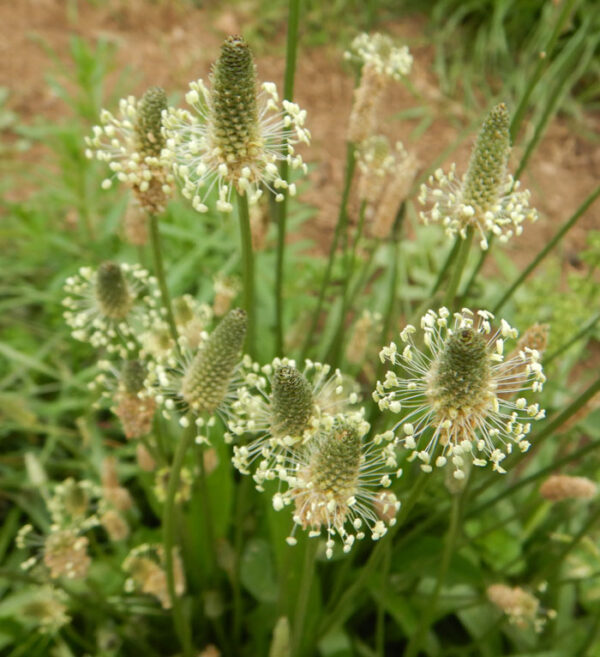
[241,538,278,603]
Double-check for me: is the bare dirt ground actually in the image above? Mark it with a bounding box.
[2,0,599,264]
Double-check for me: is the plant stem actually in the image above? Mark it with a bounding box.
[162,421,195,657]
[233,475,251,648]
[236,192,255,356]
[461,3,580,299]
[197,444,217,574]
[318,476,428,636]
[275,0,301,356]
[404,492,462,657]
[509,0,578,142]
[544,312,600,365]
[443,227,474,308]
[292,538,319,656]
[468,378,600,515]
[300,143,356,360]
[492,185,600,314]
[375,541,392,657]
[432,235,461,295]
[149,212,178,346]
[326,200,368,367]
[538,504,600,585]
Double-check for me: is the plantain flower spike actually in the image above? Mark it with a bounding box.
[419,104,537,249]
[85,86,174,214]
[63,262,161,358]
[153,309,247,441]
[231,358,359,486]
[357,135,417,238]
[274,415,401,558]
[163,36,310,214]
[375,308,546,476]
[345,33,412,143]
[540,474,597,501]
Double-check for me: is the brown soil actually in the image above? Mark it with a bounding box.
[2,0,599,263]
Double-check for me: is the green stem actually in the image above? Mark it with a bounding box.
[492,185,600,314]
[292,538,319,656]
[468,378,600,515]
[300,143,356,360]
[149,213,179,346]
[443,227,474,308]
[509,0,578,142]
[544,312,600,365]
[538,504,600,585]
[404,493,462,657]
[459,234,494,302]
[275,0,301,356]
[237,192,255,356]
[162,421,195,657]
[233,475,252,648]
[432,234,461,295]
[326,200,368,367]
[375,541,392,657]
[318,476,428,637]
[369,236,401,424]
[462,1,578,300]
[197,444,217,574]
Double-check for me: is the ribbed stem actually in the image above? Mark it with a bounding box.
[148,213,179,347]
[325,200,368,367]
[544,312,600,365]
[493,184,600,314]
[237,192,255,356]
[300,143,356,360]
[404,493,462,657]
[275,0,301,356]
[292,538,319,657]
[233,475,251,648]
[162,421,195,657]
[443,226,474,309]
[317,476,428,638]
[462,0,577,294]
[510,0,578,142]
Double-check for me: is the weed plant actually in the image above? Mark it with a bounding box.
[1,3,600,657]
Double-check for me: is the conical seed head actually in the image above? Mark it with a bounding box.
[270,365,315,438]
[121,360,147,394]
[312,418,361,497]
[136,87,168,157]
[430,328,491,412]
[462,103,511,213]
[180,308,247,414]
[95,262,133,320]
[211,36,260,163]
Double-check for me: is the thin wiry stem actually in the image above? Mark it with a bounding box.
[544,312,600,366]
[301,143,356,360]
[148,212,179,347]
[275,0,301,355]
[237,192,256,356]
[292,538,319,656]
[317,476,429,638]
[404,490,462,657]
[509,0,578,142]
[443,226,474,309]
[233,475,252,648]
[325,200,368,367]
[493,184,600,314]
[162,420,195,657]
